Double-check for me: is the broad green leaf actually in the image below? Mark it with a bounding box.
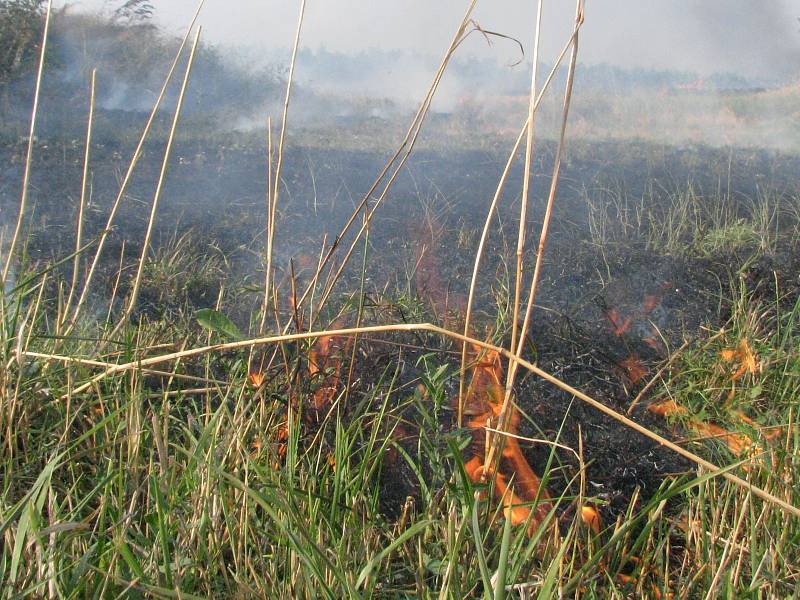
[195,309,243,341]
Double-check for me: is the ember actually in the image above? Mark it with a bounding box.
[603,282,673,387]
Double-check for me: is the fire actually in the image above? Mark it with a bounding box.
[248,371,265,388]
[406,213,550,531]
[580,505,601,534]
[648,399,757,457]
[603,283,674,388]
[606,308,632,337]
[618,355,648,385]
[647,337,778,458]
[462,345,552,532]
[603,283,670,344]
[720,338,759,381]
[308,333,347,411]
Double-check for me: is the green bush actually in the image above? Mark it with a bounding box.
[0,0,45,83]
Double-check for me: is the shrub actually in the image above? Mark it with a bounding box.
[0,0,45,84]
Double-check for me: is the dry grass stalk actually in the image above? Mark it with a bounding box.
[113,27,203,335]
[264,0,306,323]
[62,69,96,326]
[458,122,527,426]
[66,1,205,333]
[2,0,53,285]
[509,0,544,360]
[259,116,274,334]
[23,350,227,386]
[281,0,479,332]
[456,22,591,426]
[489,0,584,473]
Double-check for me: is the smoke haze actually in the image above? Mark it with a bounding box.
[63,0,800,83]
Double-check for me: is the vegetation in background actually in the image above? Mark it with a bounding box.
[110,0,156,22]
[0,7,284,140]
[0,0,45,84]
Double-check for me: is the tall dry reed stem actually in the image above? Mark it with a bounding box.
[487,0,584,473]
[31,321,799,519]
[112,28,203,336]
[280,0,478,333]
[457,9,586,426]
[264,0,306,324]
[508,2,584,378]
[66,1,205,333]
[62,69,96,326]
[509,0,544,361]
[260,117,274,334]
[2,0,53,285]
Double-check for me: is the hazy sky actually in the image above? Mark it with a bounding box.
[65,1,800,81]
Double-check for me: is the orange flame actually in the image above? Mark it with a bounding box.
[308,334,347,410]
[619,354,648,385]
[606,308,632,337]
[720,338,758,381]
[248,371,265,388]
[463,345,552,532]
[604,285,669,347]
[648,399,757,456]
[581,505,601,534]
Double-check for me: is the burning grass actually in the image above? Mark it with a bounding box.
[1,1,800,597]
[3,263,799,597]
[461,344,552,532]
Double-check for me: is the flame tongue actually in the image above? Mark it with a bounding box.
[464,345,552,531]
[648,398,758,457]
[309,333,347,410]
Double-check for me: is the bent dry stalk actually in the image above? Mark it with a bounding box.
[28,321,800,520]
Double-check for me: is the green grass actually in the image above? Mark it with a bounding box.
[1,256,799,597]
[585,180,800,258]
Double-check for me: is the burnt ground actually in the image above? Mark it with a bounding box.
[367,248,800,523]
[3,134,800,524]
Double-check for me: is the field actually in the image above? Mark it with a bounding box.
[1,3,800,598]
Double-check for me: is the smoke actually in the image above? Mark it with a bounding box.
[682,2,800,84]
[63,0,800,84]
[6,3,799,150]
